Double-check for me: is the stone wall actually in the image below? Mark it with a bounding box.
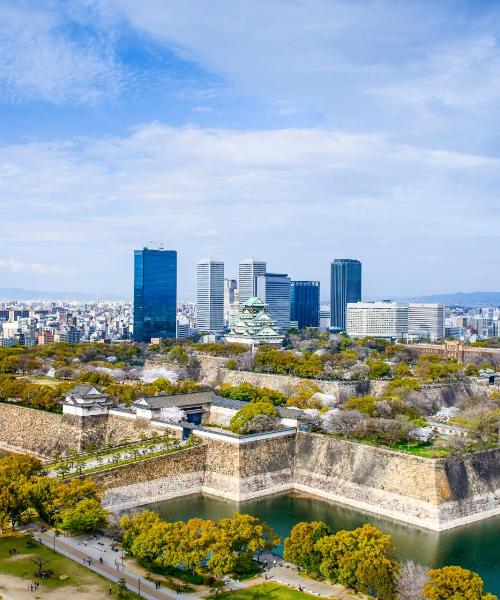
[99,429,498,530]
[0,403,80,457]
[293,433,498,529]
[201,434,296,500]
[98,445,207,511]
[0,404,163,457]
[193,353,482,408]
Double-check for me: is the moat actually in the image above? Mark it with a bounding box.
[148,492,500,595]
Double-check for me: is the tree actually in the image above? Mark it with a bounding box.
[465,364,480,377]
[159,406,187,424]
[214,513,280,575]
[288,381,322,409]
[396,560,428,600]
[284,521,330,573]
[230,402,278,434]
[59,498,108,534]
[209,578,227,597]
[367,360,391,380]
[315,524,399,599]
[423,566,497,600]
[343,396,377,416]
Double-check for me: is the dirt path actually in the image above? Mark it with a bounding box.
[0,573,105,600]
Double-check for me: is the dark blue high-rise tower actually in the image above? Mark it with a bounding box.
[330,259,362,331]
[290,281,320,329]
[134,248,177,342]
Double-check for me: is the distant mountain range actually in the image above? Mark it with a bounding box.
[1,288,499,306]
[0,288,129,302]
[404,291,500,306]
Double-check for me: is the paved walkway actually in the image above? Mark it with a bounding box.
[36,530,189,600]
[264,561,364,599]
[34,531,362,600]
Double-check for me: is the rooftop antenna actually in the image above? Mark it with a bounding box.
[149,241,165,250]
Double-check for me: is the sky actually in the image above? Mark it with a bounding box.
[0,0,499,300]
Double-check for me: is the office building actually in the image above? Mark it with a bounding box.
[320,305,331,330]
[346,301,408,339]
[290,281,320,329]
[330,259,362,331]
[176,318,191,340]
[196,259,224,333]
[408,303,445,341]
[238,258,266,308]
[256,272,291,333]
[133,247,177,342]
[224,279,239,328]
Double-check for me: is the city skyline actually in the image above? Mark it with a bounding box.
[0,1,499,298]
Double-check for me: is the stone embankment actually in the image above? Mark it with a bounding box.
[148,353,484,406]
[97,428,499,531]
[0,403,162,457]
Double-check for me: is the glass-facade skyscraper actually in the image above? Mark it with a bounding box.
[291,281,320,329]
[330,259,362,331]
[256,272,291,333]
[133,248,177,342]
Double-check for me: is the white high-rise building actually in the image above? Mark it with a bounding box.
[408,303,445,341]
[238,258,266,308]
[256,273,291,333]
[196,259,224,333]
[346,301,409,339]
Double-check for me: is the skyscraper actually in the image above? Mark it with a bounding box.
[330,259,362,331]
[291,281,320,329]
[256,272,291,332]
[133,247,177,342]
[196,259,224,333]
[238,258,266,308]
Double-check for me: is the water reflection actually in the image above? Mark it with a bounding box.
[147,492,500,595]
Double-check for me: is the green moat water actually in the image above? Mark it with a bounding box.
[148,493,500,595]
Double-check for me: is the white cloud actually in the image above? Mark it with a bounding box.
[0,258,62,275]
[0,2,121,104]
[0,122,499,296]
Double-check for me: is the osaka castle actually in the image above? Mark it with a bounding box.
[226,297,283,347]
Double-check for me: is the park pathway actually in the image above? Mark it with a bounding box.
[263,560,364,600]
[37,529,190,600]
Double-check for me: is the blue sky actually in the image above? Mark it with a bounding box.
[1,0,499,299]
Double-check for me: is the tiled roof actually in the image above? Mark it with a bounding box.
[134,391,215,409]
[68,384,108,399]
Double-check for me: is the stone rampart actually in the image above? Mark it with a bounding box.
[0,403,80,457]
[0,403,162,457]
[293,433,499,530]
[96,428,499,530]
[201,433,295,500]
[97,445,207,511]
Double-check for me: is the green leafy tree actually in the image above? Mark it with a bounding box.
[315,524,399,600]
[59,498,108,534]
[343,395,377,415]
[284,521,330,573]
[367,360,392,379]
[423,566,497,600]
[230,402,278,434]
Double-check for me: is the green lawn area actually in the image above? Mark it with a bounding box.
[0,534,138,598]
[217,583,322,600]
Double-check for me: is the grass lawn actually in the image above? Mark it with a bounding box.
[217,583,322,600]
[0,534,139,598]
[14,376,61,388]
